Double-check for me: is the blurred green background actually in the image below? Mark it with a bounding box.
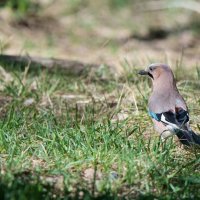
[0,0,199,71]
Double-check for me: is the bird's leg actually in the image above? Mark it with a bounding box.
[160,129,175,141]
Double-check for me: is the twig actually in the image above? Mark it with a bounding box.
[0,54,102,75]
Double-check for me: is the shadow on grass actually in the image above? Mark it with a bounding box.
[0,172,114,200]
[0,172,160,200]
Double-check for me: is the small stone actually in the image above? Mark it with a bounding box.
[23,98,35,106]
[83,168,102,181]
[30,80,38,91]
[109,171,119,180]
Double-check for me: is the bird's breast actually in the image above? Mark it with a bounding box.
[148,93,175,113]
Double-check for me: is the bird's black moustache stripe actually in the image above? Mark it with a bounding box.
[148,72,154,79]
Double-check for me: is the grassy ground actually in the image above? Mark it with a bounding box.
[0,62,199,199]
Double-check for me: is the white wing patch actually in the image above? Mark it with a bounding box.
[160,114,179,130]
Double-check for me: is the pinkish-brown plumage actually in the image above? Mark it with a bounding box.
[148,63,187,113]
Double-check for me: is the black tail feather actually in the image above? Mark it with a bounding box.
[176,130,200,147]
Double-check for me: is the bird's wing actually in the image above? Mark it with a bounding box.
[161,109,189,129]
[149,105,200,147]
[149,108,189,130]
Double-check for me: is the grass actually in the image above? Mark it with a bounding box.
[2,0,39,16]
[0,62,199,199]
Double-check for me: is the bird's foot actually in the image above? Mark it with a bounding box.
[160,130,175,141]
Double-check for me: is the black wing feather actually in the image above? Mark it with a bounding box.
[176,109,189,125]
[161,109,189,128]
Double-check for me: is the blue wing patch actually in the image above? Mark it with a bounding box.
[148,110,162,121]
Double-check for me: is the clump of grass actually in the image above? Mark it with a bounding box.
[108,0,134,9]
[1,0,39,16]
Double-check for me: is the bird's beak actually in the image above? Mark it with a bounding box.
[138,70,149,75]
[138,70,154,79]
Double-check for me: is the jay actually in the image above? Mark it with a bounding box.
[138,63,200,146]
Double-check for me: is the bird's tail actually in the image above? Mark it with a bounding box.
[176,129,200,147]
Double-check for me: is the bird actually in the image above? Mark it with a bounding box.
[138,63,200,147]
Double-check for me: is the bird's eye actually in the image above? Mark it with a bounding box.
[149,67,153,71]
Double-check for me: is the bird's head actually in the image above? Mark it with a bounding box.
[138,63,173,81]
